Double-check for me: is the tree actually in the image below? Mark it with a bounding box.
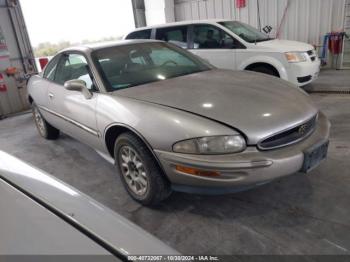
[33,36,122,57]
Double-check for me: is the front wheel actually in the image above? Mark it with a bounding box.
[114,132,171,206]
[32,103,60,140]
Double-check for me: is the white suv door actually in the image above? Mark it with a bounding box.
[189,24,240,70]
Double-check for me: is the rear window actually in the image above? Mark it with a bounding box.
[126,29,152,40]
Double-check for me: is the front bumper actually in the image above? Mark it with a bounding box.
[155,112,330,193]
[288,59,321,87]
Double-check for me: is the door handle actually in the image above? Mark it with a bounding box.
[48,93,54,99]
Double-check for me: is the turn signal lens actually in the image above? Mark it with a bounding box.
[176,165,220,177]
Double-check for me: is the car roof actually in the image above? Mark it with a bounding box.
[128,19,234,32]
[62,39,163,53]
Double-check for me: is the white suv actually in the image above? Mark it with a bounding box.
[125,20,321,86]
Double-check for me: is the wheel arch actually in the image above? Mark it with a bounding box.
[238,56,289,80]
[105,124,139,158]
[28,95,33,104]
[245,62,281,77]
[104,123,169,181]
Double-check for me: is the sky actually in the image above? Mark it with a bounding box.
[21,0,136,47]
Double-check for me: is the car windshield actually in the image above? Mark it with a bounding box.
[92,42,211,91]
[219,21,271,43]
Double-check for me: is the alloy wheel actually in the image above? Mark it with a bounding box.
[119,146,149,196]
[33,107,45,136]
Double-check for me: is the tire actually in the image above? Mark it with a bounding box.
[248,65,279,77]
[32,103,60,140]
[114,132,171,206]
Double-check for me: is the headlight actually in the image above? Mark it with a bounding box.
[173,135,246,155]
[285,52,307,63]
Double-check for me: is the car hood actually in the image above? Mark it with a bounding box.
[115,69,318,144]
[257,39,314,52]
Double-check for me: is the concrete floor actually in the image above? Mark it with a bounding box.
[0,70,350,255]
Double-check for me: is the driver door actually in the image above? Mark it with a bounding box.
[47,53,100,148]
[189,24,236,70]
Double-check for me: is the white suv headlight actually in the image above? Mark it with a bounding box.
[285,52,307,63]
[173,135,246,155]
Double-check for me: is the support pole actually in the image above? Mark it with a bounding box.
[131,0,146,28]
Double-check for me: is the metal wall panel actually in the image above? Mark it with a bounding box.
[0,0,36,117]
[341,0,350,68]
[174,0,346,46]
[0,5,24,116]
[132,0,147,27]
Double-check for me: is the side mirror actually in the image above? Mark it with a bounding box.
[64,79,92,99]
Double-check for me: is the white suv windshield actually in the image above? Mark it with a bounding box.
[219,21,271,43]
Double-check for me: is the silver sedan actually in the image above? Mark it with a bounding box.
[28,40,330,205]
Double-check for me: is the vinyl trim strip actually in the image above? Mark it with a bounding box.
[39,106,100,137]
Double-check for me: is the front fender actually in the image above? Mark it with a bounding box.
[97,94,239,153]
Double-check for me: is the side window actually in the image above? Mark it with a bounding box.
[54,54,94,90]
[126,29,152,40]
[43,55,60,81]
[155,26,188,49]
[193,24,235,49]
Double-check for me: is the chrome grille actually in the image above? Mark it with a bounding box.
[258,115,317,150]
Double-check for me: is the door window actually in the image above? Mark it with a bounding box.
[43,55,61,81]
[155,26,188,48]
[125,29,152,40]
[55,54,94,89]
[193,24,237,49]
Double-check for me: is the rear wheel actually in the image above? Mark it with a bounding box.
[114,132,171,206]
[32,103,60,140]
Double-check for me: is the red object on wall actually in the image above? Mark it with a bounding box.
[236,0,246,8]
[39,57,49,70]
[0,73,7,92]
[0,84,6,92]
[328,33,344,55]
[5,67,17,76]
